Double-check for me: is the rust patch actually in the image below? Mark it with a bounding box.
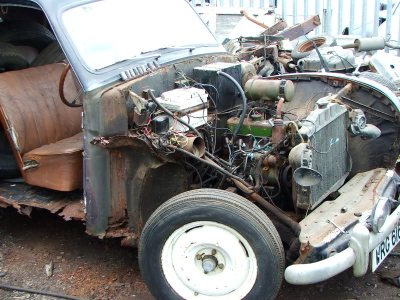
[59,201,85,221]
[298,169,388,251]
[294,242,313,264]
[0,182,84,220]
[104,224,138,247]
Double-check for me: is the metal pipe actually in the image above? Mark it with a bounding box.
[276,97,285,119]
[182,136,206,157]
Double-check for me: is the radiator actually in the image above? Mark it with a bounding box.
[295,99,351,210]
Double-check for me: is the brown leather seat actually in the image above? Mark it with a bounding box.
[0,63,83,191]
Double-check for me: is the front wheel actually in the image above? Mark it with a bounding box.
[139,189,284,300]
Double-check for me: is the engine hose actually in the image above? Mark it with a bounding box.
[0,283,82,300]
[216,71,247,141]
[147,89,202,137]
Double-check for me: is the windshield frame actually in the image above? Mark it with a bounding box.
[33,0,226,91]
[60,0,220,72]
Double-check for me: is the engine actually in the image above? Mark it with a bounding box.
[128,62,380,213]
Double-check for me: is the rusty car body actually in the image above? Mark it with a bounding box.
[0,0,399,299]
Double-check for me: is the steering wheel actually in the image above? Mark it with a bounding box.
[59,63,83,107]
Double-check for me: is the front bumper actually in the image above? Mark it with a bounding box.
[285,170,400,285]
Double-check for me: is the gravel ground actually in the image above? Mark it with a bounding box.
[1,208,400,300]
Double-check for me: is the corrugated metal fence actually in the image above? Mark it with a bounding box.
[191,0,400,42]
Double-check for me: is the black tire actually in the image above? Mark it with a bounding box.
[0,21,55,51]
[31,41,66,67]
[291,35,336,60]
[0,42,29,71]
[139,189,284,300]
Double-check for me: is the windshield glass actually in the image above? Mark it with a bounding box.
[62,0,217,70]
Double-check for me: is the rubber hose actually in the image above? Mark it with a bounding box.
[216,71,247,141]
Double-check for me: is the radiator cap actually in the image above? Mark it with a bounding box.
[293,167,322,187]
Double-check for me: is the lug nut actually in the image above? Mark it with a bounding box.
[211,249,217,255]
[218,263,224,269]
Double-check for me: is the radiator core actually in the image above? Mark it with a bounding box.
[296,101,351,210]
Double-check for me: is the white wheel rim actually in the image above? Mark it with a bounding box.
[161,221,258,299]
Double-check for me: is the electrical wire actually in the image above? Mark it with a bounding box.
[0,283,82,300]
[216,71,247,141]
[184,161,203,187]
[170,146,253,192]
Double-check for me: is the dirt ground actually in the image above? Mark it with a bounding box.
[1,208,400,300]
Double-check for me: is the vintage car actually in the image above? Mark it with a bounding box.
[0,0,399,299]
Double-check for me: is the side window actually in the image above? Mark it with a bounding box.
[0,4,65,73]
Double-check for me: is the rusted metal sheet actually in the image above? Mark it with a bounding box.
[298,169,387,249]
[277,15,321,41]
[59,201,85,221]
[0,182,84,221]
[84,56,233,239]
[109,150,128,224]
[262,20,287,35]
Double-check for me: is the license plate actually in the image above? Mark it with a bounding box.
[371,224,400,272]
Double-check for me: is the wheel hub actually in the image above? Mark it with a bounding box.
[201,255,218,273]
[161,221,258,298]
